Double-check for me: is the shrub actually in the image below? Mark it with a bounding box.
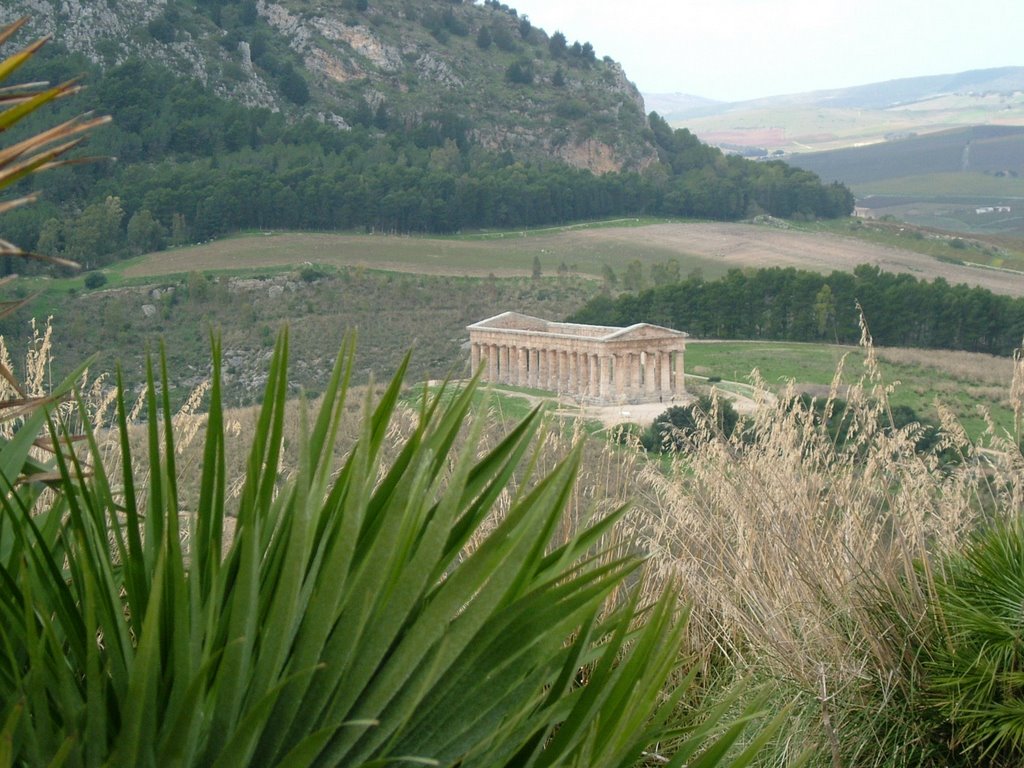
[633,333,1024,767]
[505,58,535,85]
[298,264,327,282]
[83,270,108,289]
[649,394,739,451]
[926,517,1024,763]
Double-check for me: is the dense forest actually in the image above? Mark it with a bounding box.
[4,47,852,271]
[569,265,1024,356]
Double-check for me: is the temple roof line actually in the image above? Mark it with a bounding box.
[467,311,689,344]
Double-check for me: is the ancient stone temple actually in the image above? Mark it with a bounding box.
[467,312,688,404]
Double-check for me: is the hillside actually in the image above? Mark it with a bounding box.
[0,3,854,272]
[785,126,1024,236]
[0,0,655,173]
[651,66,1024,155]
[788,125,1024,186]
[14,219,1024,406]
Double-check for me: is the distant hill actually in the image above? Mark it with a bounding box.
[788,125,1024,186]
[0,1,853,272]
[0,0,656,173]
[648,67,1024,155]
[643,92,723,117]
[785,125,1024,237]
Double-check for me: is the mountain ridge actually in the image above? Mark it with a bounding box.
[644,66,1024,121]
[0,0,656,173]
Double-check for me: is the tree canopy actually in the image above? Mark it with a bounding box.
[570,265,1024,356]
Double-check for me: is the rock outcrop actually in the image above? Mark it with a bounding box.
[1,0,657,173]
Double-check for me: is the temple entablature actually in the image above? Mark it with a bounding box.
[467,312,688,404]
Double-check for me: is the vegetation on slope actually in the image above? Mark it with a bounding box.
[625,331,1024,767]
[1,11,851,273]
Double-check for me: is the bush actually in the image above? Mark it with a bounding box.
[505,58,535,85]
[649,395,739,452]
[83,270,108,289]
[926,517,1024,763]
[298,264,327,282]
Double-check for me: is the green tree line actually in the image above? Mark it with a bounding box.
[569,264,1024,356]
[5,51,852,271]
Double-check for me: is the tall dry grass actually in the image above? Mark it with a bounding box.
[627,321,1024,766]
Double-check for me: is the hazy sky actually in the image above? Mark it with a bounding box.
[503,0,1024,102]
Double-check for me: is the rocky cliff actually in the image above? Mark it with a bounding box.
[1,0,657,173]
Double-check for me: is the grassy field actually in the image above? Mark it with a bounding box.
[856,172,1024,199]
[686,340,1019,439]
[790,216,1024,272]
[13,268,596,408]
[83,219,1024,298]
[112,219,731,284]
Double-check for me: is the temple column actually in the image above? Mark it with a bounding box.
[529,348,539,388]
[559,350,570,392]
[614,353,627,399]
[505,346,515,385]
[589,353,600,399]
[487,344,498,382]
[645,351,657,398]
[517,347,528,386]
[470,342,481,374]
[499,346,510,384]
[660,350,672,394]
[599,355,611,400]
[629,352,642,399]
[674,349,686,394]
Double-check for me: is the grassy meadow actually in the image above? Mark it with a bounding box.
[3,216,1020,432]
[686,340,1019,439]
[789,216,1024,272]
[110,218,728,283]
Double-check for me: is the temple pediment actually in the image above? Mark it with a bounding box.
[468,313,687,343]
[603,323,689,343]
[466,312,688,404]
